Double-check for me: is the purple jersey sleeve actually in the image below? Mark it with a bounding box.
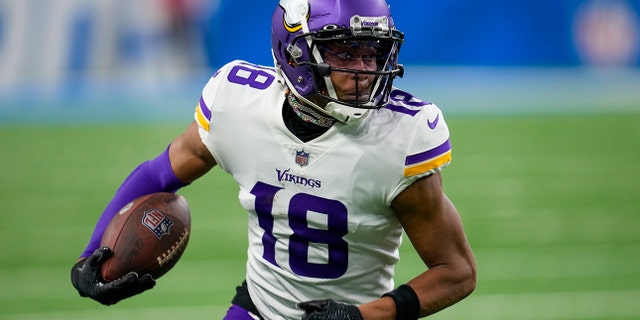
[80,145,188,258]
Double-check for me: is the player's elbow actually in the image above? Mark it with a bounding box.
[445,255,476,303]
[459,258,477,299]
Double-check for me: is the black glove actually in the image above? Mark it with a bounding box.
[298,299,363,320]
[70,247,156,305]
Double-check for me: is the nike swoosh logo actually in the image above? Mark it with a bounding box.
[427,113,440,129]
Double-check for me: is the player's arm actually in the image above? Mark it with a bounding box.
[361,172,476,320]
[298,172,476,320]
[168,121,217,183]
[71,121,216,305]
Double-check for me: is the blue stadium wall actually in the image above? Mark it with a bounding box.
[201,0,640,67]
[1,0,639,122]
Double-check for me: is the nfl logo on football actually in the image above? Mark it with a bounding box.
[295,150,309,167]
[142,209,174,238]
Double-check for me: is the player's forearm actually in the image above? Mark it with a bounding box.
[408,262,476,317]
[358,296,397,320]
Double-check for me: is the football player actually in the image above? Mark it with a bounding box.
[71,0,477,319]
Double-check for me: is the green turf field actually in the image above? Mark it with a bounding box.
[0,112,638,319]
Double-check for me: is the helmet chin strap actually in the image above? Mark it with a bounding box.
[325,101,369,123]
[276,66,367,124]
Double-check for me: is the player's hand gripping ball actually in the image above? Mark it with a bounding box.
[100,192,191,282]
[71,247,155,305]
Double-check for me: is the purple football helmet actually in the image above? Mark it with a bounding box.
[271,0,404,123]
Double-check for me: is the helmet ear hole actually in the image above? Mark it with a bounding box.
[280,45,295,66]
[285,52,296,67]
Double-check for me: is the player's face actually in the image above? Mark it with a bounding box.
[320,41,378,102]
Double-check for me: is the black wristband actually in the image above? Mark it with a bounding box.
[382,284,420,320]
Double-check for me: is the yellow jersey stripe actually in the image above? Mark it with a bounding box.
[195,104,210,131]
[403,151,452,177]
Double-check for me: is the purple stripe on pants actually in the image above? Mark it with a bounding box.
[223,304,262,320]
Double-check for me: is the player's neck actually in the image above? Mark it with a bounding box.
[286,92,336,128]
[283,93,335,142]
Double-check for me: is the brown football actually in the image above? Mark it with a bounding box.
[100,192,191,282]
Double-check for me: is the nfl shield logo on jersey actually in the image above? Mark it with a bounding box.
[295,150,309,166]
[142,209,174,238]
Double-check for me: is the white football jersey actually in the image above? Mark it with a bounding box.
[195,60,451,320]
